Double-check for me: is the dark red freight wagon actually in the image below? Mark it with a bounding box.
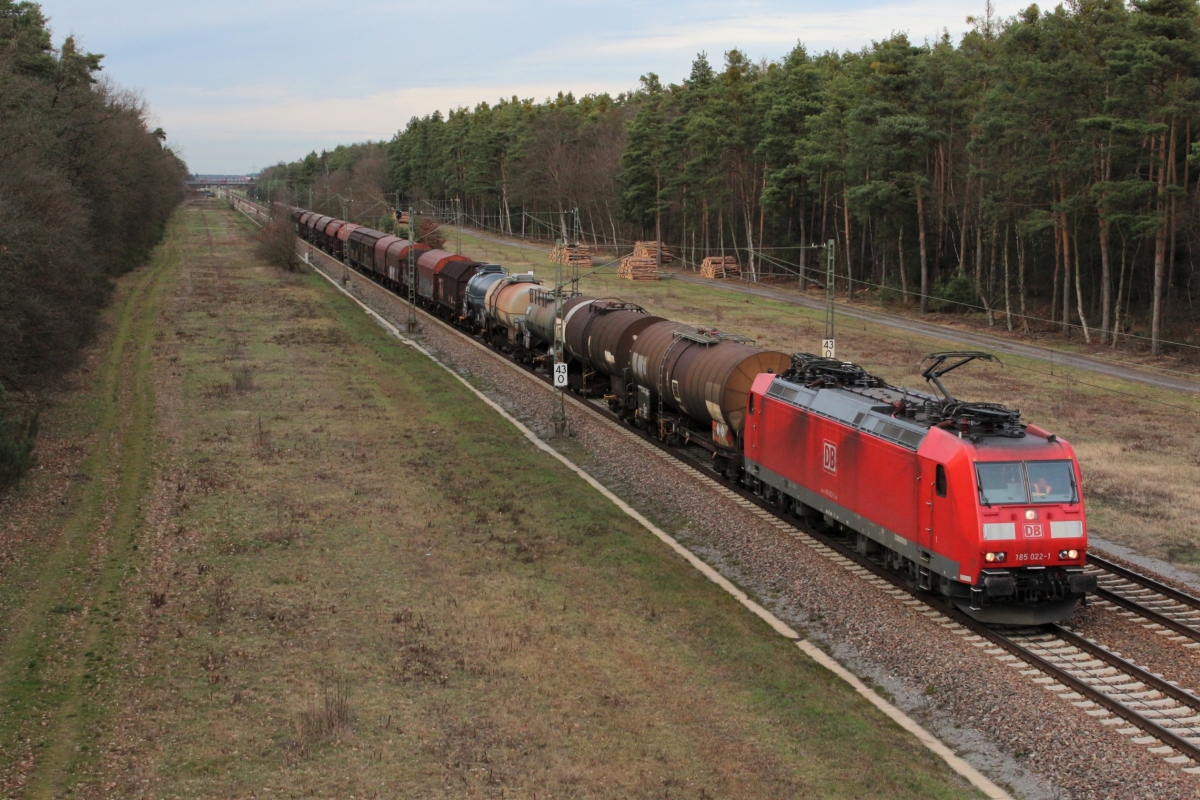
[435,259,485,319]
[381,239,430,290]
[416,249,471,303]
[346,228,389,275]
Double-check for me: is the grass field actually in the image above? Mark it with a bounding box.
[444,229,1200,575]
[0,200,984,798]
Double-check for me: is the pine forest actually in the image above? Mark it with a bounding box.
[259,1,1200,358]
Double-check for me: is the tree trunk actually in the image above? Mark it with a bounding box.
[1060,207,1072,335]
[958,176,969,276]
[1152,128,1168,355]
[1051,222,1060,326]
[917,183,929,313]
[1003,223,1012,331]
[899,226,909,304]
[743,201,756,281]
[843,193,852,299]
[1168,117,1180,299]
[1017,228,1030,334]
[655,172,662,269]
[1098,207,1112,343]
[718,207,724,260]
[1070,229,1091,344]
[1112,237,1127,349]
[799,195,808,287]
[499,156,513,235]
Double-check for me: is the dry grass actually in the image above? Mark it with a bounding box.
[450,230,1200,574]
[49,201,982,798]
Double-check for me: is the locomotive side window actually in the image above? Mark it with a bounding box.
[748,394,754,415]
[1026,460,1077,504]
[976,462,1025,505]
[935,465,947,497]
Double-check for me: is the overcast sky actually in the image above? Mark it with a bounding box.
[37,0,1029,175]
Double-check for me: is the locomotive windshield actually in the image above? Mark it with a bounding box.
[976,460,1077,505]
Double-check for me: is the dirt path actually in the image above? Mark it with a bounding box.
[0,220,176,796]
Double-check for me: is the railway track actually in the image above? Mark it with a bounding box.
[232,193,1200,776]
[1086,554,1200,647]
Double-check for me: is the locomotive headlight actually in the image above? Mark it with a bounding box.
[997,552,1006,562]
[1025,509,1038,520]
[985,552,996,563]
[1069,549,1079,559]
[1059,549,1080,560]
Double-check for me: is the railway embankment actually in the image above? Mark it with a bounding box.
[0,199,997,798]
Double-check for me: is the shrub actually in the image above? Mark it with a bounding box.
[0,386,38,491]
[932,273,976,313]
[255,210,299,271]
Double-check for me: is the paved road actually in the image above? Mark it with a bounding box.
[458,225,1200,396]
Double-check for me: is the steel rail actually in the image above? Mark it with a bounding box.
[1089,553,1200,610]
[1093,587,1200,643]
[252,195,1200,766]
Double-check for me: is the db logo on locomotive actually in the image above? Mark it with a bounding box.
[823,441,837,475]
[1023,523,1044,539]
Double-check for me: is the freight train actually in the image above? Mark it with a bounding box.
[288,204,1096,624]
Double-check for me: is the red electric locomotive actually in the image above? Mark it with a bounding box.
[742,352,1096,624]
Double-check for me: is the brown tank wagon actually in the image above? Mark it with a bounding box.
[631,323,790,447]
[524,291,593,350]
[581,302,664,378]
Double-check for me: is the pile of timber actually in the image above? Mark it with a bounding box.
[700,256,740,279]
[617,256,660,281]
[631,241,674,264]
[550,241,593,269]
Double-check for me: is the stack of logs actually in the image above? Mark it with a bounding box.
[617,241,673,281]
[700,256,740,279]
[550,241,593,269]
[632,241,673,264]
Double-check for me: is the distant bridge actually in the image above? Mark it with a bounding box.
[186,178,255,189]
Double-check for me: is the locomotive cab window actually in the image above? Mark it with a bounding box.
[935,465,947,497]
[1026,460,1077,504]
[976,462,1025,505]
[748,395,754,415]
[974,460,1078,506]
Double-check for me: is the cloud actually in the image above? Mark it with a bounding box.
[38,0,1031,172]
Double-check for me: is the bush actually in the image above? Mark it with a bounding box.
[932,273,976,313]
[418,218,446,250]
[255,211,299,271]
[0,386,38,491]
